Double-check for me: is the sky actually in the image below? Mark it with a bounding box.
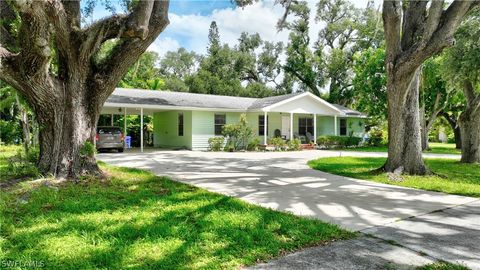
[88,0,381,57]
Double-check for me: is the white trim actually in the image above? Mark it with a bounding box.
[313,113,317,143]
[264,111,268,145]
[123,107,127,136]
[140,108,144,153]
[334,115,338,136]
[262,92,343,114]
[290,112,293,141]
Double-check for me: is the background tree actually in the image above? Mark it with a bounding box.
[420,56,451,151]
[351,47,387,122]
[316,0,359,105]
[442,10,480,163]
[0,0,170,179]
[158,48,199,92]
[283,2,326,97]
[381,0,477,174]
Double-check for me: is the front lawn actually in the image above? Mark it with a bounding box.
[333,142,461,155]
[308,157,480,197]
[0,154,353,269]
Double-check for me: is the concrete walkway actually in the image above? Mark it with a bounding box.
[98,150,479,269]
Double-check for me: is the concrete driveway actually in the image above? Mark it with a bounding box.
[99,150,479,269]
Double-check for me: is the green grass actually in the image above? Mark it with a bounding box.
[0,145,39,182]
[0,153,354,269]
[417,261,470,270]
[333,143,461,155]
[308,157,480,197]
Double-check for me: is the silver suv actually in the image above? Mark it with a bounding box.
[96,126,124,152]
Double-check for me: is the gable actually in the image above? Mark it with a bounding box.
[263,93,341,115]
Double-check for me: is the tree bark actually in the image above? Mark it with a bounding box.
[385,68,429,174]
[459,80,480,163]
[35,85,102,178]
[0,0,170,180]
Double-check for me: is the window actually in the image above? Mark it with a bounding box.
[298,117,313,136]
[258,115,269,136]
[340,119,347,136]
[178,113,184,136]
[214,114,226,135]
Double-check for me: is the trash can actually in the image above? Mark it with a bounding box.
[125,136,132,149]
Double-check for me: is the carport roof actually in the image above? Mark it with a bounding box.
[105,88,366,116]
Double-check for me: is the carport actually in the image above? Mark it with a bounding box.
[99,106,155,152]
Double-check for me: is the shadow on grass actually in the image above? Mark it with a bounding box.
[0,164,353,270]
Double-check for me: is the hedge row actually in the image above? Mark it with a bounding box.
[316,135,362,148]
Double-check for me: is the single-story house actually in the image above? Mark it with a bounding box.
[101,88,367,151]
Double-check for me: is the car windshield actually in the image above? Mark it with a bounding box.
[98,128,122,135]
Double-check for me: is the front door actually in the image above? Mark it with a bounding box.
[282,115,290,139]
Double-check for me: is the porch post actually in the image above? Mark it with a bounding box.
[334,115,338,135]
[313,113,317,144]
[123,108,127,136]
[264,111,268,145]
[290,112,293,140]
[140,108,144,153]
[111,114,114,126]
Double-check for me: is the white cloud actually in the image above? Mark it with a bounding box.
[148,37,181,56]
[150,2,293,55]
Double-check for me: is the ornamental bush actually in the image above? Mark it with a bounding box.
[268,137,286,151]
[287,138,302,151]
[316,135,362,149]
[208,137,224,151]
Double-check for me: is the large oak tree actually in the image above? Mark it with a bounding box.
[0,0,170,178]
[382,0,478,174]
[443,11,480,163]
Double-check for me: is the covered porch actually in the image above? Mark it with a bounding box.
[255,92,346,146]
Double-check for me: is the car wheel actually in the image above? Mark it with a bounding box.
[118,148,124,153]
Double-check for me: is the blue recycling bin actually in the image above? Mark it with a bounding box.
[125,136,132,149]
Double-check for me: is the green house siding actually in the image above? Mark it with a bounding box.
[317,116,335,136]
[191,111,242,150]
[345,118,365,137]
[153,110,192,149]
[152,110,365,150]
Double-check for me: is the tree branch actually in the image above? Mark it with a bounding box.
[44,0,72,59]
[92,0,170,103]
[401,1,428,49]
[125,0,155,39]
[61,0,81,30]
[382,0,402,66]
[423,0,444,42]
[397,0,477,78]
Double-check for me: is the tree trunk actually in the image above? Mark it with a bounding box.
[459,111,480,163]
[441,112,462,149]
[420,104,429,151]
[34,83,103,179]
[384,68,429,174]
[15,94,31,154]
[453,125,462,149]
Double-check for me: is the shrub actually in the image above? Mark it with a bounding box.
[247,137,261,151]
[80,141,96,158]
[367,127,384,146]
[316,135,362,149]
[208,137,224,151]
[287,138,301,151]
[222,114,254,151]
[268,137,285,151]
